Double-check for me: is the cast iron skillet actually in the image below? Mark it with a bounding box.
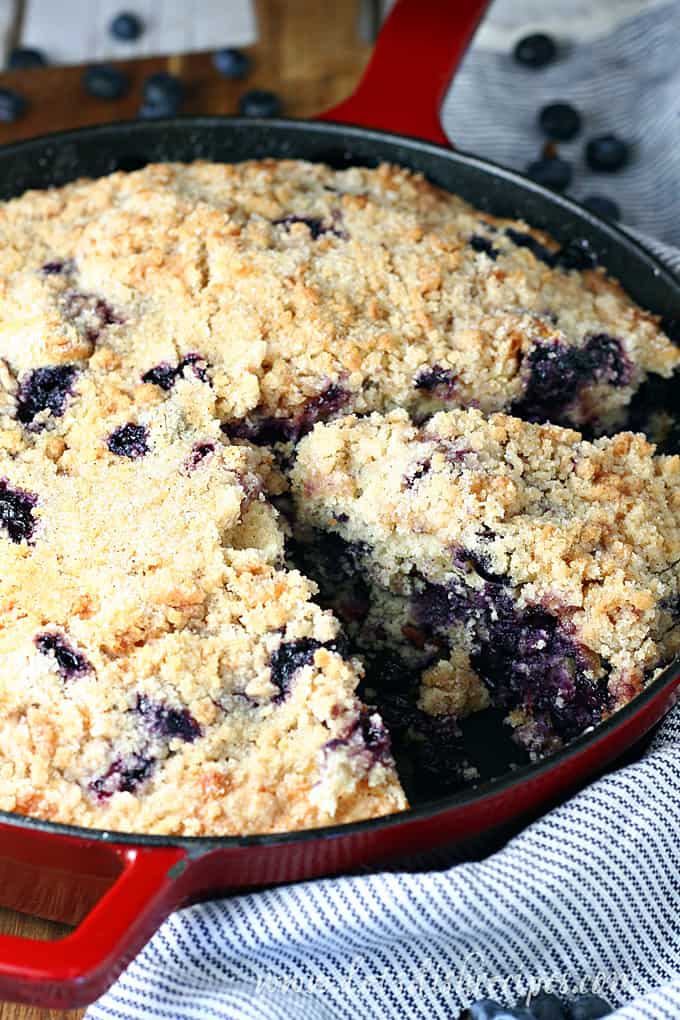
[0,0,678,1008]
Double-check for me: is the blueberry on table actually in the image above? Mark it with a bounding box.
[213,47,251,79]
[83,64,130,100]
[8,47,47,70]
[528,992,568,1019]
[538,102,582,141]
[238,89,282,117]
[585,134,630,172]
[513,33,557,69]
[566,994,613,1019]
[110,11,144,41]
[143,71,184,106]
[582,194,621,221]
[526,156,572,192]
[461,1000,533,1019]
[0,87,26,122]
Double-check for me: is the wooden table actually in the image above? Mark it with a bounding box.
[0,3,369,1017]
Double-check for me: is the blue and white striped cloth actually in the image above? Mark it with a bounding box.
[87,4,680,1017]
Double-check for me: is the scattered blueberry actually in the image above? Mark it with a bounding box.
[555,237,598,271]
[526,156,572,192]
[528,992,568,1019]
[0,87,27,122]
[213,47,251,79]
[138,100,177,119]
[110,11,144,41]
[269,637,347,701]
[461,998,532,1019]
[83,64,130,101]
[8,47,47,70]
[585,134,630,172]
[513,33,557,69]
[107,422,150,459]
[136,695,201,742]
[469,234,499,260]
[238,89,282,117]
[324,709,393,766]
[185,441,216,471]
[538,102,582,141]
[224,383,349,445]
[61,291,123,342]
[142,71,184,110]
[414,365,457,396]
[90,754,154,799]
[582,194,621,222]
[35,632,90,680]
[16,364,79,429]
[273,215,327,240]
[0,479,37,544]
[566,994,613,1019]
[41,258,75,275]
[142,353,208,391]
[505,228,556,266]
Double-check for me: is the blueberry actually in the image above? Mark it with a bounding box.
[554,237,598,271]
[582,194,620,221]
[90,754,154,799]
[8,47,47,70]
[238,89,282,117]
[528,992,568,1019]
[41,258,75,275]
[0,88,27,123]
[538,102,582,141]
[138,101,178,119]
[107,422,150,459]
[462,999,533,1019]
[585,134,630,172]
[505,228,556,266]
[136,695,201,742]
[142,72,184,109]
[213,47,251,80]
[566,994,613,1020]
[513,33,557,69]
[16,364,79,428]
[269,637,347,701]
[35,632,90,680]
[469,234,499,260]
[0,479,37,544]
[273,215,327,240]
[142,353,208,391]
[526,156,572,192]
[83,64,130,101]
[186,441,215,471]
[110,11,144,41]
[414,365,456,395]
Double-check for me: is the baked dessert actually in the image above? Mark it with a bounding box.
[291,409,680,754]
[0,157,677,834]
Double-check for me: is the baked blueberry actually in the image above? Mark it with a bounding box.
[555,237,598,271]
[41,258,75,275]
[0,88,27,122]
[35,632,91,680]
[90,754,154,799]
[504,228,556,266]
[0,479,37,544]
[538,102,582,141]
[513,33,557,69]
[526,156,572,192]
[469,234,499,259]
[142,353,208,390]
[583,194,620,221]
[136,695,201,742]
[110,11,144,41]
[238,89,282,117]
[213,48,251,79]
[106,422,150,459]
[269,638,324,700]
[414,365,456,396]
[273,215,327,240]
[585,134,630,172]
[83,64,130,100]
[8,47,47,70]
[16,364,79,428]
[185,441,216,471]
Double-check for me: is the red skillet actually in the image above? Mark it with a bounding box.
[0,0,679,1008]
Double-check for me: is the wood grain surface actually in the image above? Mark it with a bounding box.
[0,2,369,1017]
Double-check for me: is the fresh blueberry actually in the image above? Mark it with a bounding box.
[238,89,282,117]
[83,64,130,100]
[538,102,582,141]
[582,194,621,221]
[526,156,572,192]
[566,994,613,1020]
[110,11,144,41]
[0,88,27,122]
[585,134,630,172]
[213,47,251,79]
[528,992,568,1019]
[142,71,184,109]
[513,33,557,69]
[107,422,150,459]
[138,101,178,119]
[35,632,91,680]
[16,364,79,428]
[462,999,533,1019]
[0,479,37,544]
[8,47,47,70]
[136,695,201,742]
[90,754,154,799]
[469,234,499,259]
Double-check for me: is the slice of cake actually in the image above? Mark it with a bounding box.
[0,384,405,835]
[291,409,680,753]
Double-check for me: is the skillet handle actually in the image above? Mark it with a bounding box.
[0,844,186,1010]
[318,0,490,147]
